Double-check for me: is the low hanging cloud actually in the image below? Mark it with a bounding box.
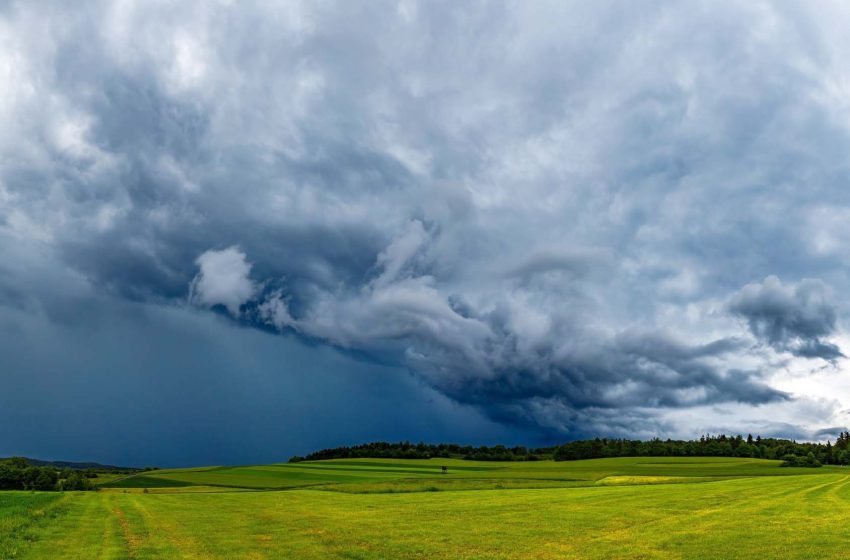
[189,247,256,316]
[729,276,844,361]
[221,224,790,436]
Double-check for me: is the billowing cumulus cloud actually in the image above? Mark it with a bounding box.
[233,226,789,436]
[3,0,850,456]
[190,247,256,316]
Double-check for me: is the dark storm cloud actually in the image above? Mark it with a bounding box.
[223,235,789,436]
[0,288,528,467]
[813,426,849,439]
[2,0,850,451]
[729,276,844,361]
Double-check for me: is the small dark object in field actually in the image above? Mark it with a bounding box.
[441,466,447,474]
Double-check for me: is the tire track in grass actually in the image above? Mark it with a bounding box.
[786,473,847,498]
[99,500,117,560]
[796,474,850,501]
[120,494,196,559]
[662,475,825,526]
[567,475,829,558]
[733,475,850,557]
[15,493,129,560]
[112,506,140,559]
[128,495,208,560]
[112,492,167,559]
[84,493,114,560]
[97,494,130,560]
[823,474,850,500]
[633,475,850,559]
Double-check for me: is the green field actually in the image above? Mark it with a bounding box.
[4,457,850,559]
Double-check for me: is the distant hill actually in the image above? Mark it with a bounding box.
[2,457,141,471]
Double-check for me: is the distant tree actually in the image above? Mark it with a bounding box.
[280,434,850,467]
[6,457,29,469]
[34,469,57,490]
[780,453,822,468]
[735,443,754,458]
[805,452,821,468]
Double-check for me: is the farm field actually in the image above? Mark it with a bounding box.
[96,455,844,491]
[3,457,850,559]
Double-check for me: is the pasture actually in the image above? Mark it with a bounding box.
[97,455,841,491]
[4,457,850,559]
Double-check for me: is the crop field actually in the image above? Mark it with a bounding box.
[3,457,850,559]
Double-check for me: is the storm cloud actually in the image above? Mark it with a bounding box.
[729,276,844,361]
[196,238,790,436]
[3,0,850,461]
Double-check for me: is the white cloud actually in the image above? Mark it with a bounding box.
[189,247,256,316]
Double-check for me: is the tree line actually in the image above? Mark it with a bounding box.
[289,441,557,462]
[290,432,850,468]
[551,433,850,467]
[0,457,103,491]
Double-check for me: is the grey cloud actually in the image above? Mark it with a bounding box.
[506,248,613,283]
[3,0,850,445]
[0,285,528,467]
[729,276,844,361]
[233,231,788,436]
[813,426,849,439]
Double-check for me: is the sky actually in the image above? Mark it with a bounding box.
[2,1,850,467]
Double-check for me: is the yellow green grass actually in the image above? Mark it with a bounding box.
[5,457,850,559]
[87,473,128,486]
[100,456,839,490]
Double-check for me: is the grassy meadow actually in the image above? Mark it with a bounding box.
[3,457,850,559]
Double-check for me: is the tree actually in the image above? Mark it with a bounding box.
[5,457,28,469]
[735,443,754,458]
[804,452,821,468]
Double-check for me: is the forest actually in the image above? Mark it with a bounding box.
[290,432,850,467]
[0,457,100,491]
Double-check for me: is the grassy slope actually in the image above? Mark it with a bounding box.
[12,473,850,559]
[99,456,840,490]
[8,457,850,559]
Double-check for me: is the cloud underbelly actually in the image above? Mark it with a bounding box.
[188,231,805,436]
